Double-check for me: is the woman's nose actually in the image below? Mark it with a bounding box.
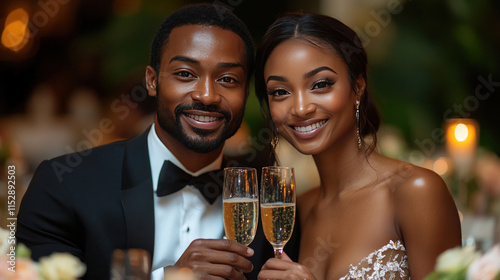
[292,92,316,117]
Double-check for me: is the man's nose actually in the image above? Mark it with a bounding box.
[191,77,221,105]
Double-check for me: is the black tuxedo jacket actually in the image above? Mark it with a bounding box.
[16,129,299,279]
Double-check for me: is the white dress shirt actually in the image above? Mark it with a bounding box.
[148,124,224,280]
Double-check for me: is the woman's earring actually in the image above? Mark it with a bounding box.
[271,134,279,150]
[356,100,362,150]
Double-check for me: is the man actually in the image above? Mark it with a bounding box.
[17,4,292,279]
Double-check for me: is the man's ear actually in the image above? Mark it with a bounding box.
[145,66,158,97]
[354,75,366,97]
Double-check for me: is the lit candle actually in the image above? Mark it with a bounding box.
[445,118,479,209]
[445,118,478,179]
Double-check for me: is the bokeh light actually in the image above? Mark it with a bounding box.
[1,8,30,52]
[433,157,449,176]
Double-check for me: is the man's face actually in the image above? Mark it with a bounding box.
[147,25,248,153]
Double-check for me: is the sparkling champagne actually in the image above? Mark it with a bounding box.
[261,202,296,247]
[223,198,258,246]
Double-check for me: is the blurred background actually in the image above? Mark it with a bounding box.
[0,0,499,250]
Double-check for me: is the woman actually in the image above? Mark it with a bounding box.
[255,13,462,279]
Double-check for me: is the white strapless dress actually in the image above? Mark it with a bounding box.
[339,240,410,280]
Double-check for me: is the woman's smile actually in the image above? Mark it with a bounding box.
[290,119,328,139]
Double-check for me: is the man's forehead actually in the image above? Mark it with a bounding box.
[160,25,247,67]
[167,24,241,47]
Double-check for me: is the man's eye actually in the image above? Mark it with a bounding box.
[175,71,194,78]
[220,77,237,83]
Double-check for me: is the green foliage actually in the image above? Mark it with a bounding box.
[16,243,31,259]
[425,271,467,280]
[370,0,500,155]
[424,269,467,280]
[74,0,183,88]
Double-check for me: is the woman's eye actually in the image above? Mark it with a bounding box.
[267,89,289,97]
[175,71,195,78]
[312,80,334,90]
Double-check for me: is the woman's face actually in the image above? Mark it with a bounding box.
[264,38,362,155]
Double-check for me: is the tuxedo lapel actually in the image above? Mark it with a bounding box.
[120,128,155,261]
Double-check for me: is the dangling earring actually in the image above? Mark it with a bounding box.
[270,121,280,150]
[271,133,279,150]
[356,100,362,150]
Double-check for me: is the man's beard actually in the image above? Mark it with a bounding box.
[156,96,243,154]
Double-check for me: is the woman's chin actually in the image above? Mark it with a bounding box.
[290,142,323,156]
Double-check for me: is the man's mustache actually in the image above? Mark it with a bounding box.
[174,103,231,120]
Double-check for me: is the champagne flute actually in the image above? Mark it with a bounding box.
[260,166,296,259]
[223,167,259,246]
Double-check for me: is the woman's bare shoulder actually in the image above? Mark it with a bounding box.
[379,158,461,276]
[388,159,451,200]
[381,156,460,231]
[371,154,450,198]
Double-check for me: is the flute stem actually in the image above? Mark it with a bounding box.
[274,248,283,259]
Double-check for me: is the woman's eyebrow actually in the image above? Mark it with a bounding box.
[304,66,337,79]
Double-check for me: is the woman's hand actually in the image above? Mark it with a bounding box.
[258,252,316,280]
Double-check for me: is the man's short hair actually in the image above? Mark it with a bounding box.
[150,3,254,80]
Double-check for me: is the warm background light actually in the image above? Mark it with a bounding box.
[1,8,30,52]
[454,123,469,142]
[445,118,479,209]
[446,120,477,156]
[445,118,478,180]
[433,157,449,176]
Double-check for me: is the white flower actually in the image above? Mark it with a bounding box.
[435,246,480,273]
[39,253,86,280]
[0,227,10,255]
[466,245,500,280]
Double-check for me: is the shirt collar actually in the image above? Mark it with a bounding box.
[148,123,223,191]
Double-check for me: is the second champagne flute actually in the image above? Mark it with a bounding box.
[260,166,296,259]
[223,167,258,246]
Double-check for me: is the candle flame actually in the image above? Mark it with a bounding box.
[454,123,469,142]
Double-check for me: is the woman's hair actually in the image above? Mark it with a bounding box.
[255,13,380,153]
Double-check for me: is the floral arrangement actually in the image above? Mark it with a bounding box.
[425,244,500,280]
[0,227,86,280]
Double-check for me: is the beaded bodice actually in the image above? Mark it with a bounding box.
[339,240,410,280]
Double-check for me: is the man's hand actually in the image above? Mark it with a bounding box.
[173,239,254,280]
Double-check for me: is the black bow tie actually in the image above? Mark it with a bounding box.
[157,160,223,204]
